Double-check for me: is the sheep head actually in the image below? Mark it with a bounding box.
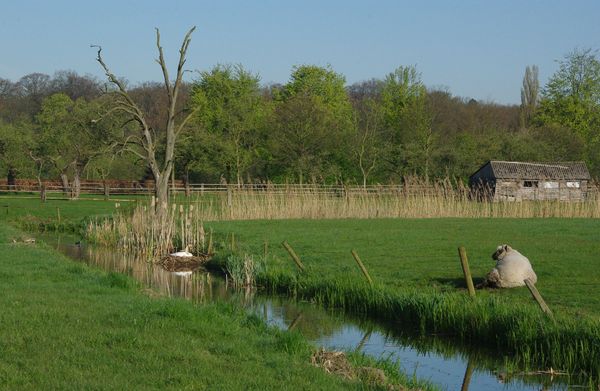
[492,244,512,260]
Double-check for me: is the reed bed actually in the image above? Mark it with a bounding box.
[86,199,208,259]
[187,180,600,220]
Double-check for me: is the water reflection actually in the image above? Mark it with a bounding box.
[48,236,586,391]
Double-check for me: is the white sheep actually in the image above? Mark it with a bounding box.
[483,244,537,288]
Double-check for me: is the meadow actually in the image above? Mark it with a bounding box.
[206,218,600,316]
[0,221,431,390]
[4,193,600,383]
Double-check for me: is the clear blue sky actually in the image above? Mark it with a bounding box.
[1,0,599,104]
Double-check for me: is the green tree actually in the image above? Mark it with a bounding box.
[36,93,115,198]
[351,97,384,187]
[520,65,539,128]
[270,65,353,182]
[537,48,600,175]
[270,93,338,182]
[0,121,35,188]
[380,66,434,179]
[189,64,266,185]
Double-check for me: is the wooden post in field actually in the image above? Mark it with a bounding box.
[351,250,373,285]
[230,232,236,252]
[263,240,268,259]
[524,278,553,317]
[282,241,305,272]
[57,207,61,225]
[458,247,476,297]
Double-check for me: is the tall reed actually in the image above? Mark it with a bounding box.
[86,198,207,259]
[187,179,600,220]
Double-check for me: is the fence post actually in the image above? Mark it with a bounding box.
[524,278,553,317]
[458,247,476,297]
[282,241,305,272]
[351,250,373,285]
[185,180,191,197]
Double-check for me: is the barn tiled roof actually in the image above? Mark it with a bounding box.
[487,161,590,180]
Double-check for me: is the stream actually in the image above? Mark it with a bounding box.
[41,234,587,390]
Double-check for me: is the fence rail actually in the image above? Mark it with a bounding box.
[0,179,597,199]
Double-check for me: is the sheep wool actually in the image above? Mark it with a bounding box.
[486,244,537,288]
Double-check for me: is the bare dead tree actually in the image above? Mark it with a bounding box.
[93,26,198,213]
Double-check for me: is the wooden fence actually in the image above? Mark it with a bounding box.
[0,178,596,199]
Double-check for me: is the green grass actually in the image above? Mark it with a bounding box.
[4,195,600,383]
[0,221,435,390]
[206,218,600,317]
[202,218,600,380]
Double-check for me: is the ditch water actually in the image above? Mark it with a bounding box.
[41,235,588,391]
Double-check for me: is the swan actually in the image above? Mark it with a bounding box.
[170,245,193,257]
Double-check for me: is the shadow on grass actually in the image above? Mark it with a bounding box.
[431,277,486,289]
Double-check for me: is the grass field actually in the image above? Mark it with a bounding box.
[0,222,432,390]
[201,218,600,379]
[205,218,600,317]
[4,195,600,382]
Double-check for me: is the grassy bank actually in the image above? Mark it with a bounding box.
[200,218,600,380]
[6,195,600,383]
[206,218,600,316]
[0,222,430,390]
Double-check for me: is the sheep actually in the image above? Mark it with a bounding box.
[481,244,537,288]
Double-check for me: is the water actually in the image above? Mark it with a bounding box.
[43,235,586,391]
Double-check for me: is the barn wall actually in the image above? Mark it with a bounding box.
[469,163,494,185]
[492,179,588,201]
[493,180,519,201]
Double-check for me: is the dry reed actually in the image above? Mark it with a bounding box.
[190,180,600,220]
[86,179,599,258]
[86,196,207,259]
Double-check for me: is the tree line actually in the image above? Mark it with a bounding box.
[1,47,599,196]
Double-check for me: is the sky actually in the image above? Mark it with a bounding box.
[1,0,599,104]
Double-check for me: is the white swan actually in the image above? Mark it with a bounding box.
[170,245,193,257]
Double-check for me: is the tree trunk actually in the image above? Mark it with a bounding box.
[60,173,70,196]
[71,164,82,199]
[103,180,110,200]
[7,167,16,192]
[40,183,47,203]
[155,173,170,215]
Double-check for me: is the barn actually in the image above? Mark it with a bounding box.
[469,161,591,201]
